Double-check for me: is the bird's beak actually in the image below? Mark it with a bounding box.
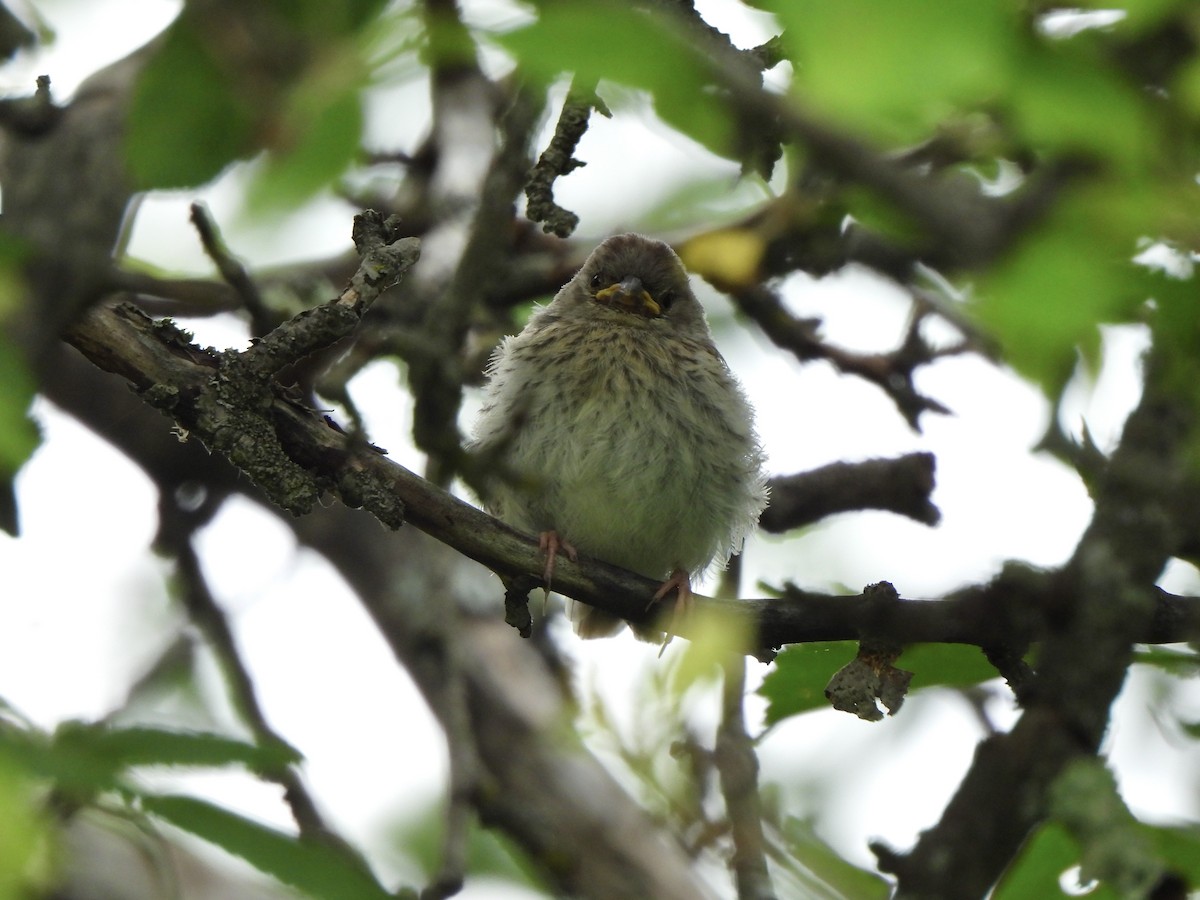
[594,276,662,318]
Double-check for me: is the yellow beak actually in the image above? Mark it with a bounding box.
[594,276,661,318]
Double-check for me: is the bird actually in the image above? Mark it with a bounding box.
[469,233,768,637]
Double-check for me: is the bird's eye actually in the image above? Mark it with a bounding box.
[589,272,604,288]
[658,289,676,309]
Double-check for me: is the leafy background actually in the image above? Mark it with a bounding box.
[1,0,1199,897]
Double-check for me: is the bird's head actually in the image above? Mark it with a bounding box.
[558,234,708,334]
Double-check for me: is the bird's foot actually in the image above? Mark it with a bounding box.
[538,530,577,594]
[649,568,692,653]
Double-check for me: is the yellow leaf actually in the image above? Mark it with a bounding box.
[679,228,766,291]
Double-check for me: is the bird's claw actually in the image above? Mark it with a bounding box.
[538,530,578,593]
[649,568,692,653]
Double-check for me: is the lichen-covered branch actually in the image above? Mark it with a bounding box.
[525,81,607,238]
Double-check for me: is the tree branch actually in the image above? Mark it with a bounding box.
[62,302,1200,666]
[155,501,371,871]
[883,344,1200,896]
[760,453,940,531]
[188,202,277,336]
[716,655,776,899]
[525,79,607,238]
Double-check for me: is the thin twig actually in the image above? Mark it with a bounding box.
[714,558,777,899]
[188,202,276,336]
[525,79,605,237]
[421,626,481,900]
[156,501,371,871]
[730,284,951,429]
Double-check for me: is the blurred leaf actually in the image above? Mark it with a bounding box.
[780,817,891,900]
[993,822,1085,899]
[129,4,384,197]
[896,643,999,690]
[679,228,766,292]
[0,242,40,527]
[1119,0,1190,31]
[1148,275,1200,438]
[272,0,388,36]
[1142,823,1200,885]
[55,723,301,773]
[1,722,299,797]
[0,335,38,479]
[1178,56,1200,119]
[387,799,542,891]
[669,605,753,697]
[997,805,1200,897]
[247,54,367,211]
[770,1,1016,144]
[759,642,857,724]
[497,3,734,160]
[127,20,259,189]
[772,3,1154,171]
[143,793,392,900]
[976,180,1159,394]
[1132,646,1200,676]
[633,175,770,232]
[1007,35,1151,176]
[0,752,51,900]
[1049,758,1165,898]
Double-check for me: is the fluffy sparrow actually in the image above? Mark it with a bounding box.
[470,233,768,637]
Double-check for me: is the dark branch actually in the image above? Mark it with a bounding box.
[729,285,952,429]
[58,301,1200,665]
[761,453,940,532]
[525,81,606,238]
[885,344,1200,897]
[155,500,372,873]
[188,202,276,336]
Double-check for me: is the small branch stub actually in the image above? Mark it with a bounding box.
[346,210,420,306]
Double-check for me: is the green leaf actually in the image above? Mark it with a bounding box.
[1007,36,1151,176]
[1142,823,1200,885]
[976,181,1156,394]
[1120,0,1189,32]
[992,822,1082,899]
[56,723,301,773]
[759,642,857,724]
[1132,646,1200,676]
[388,799,542,891]
[780,817,891,900]
[0,751,51,899]
[497,3,733,160]
[499,4,692,97]
[769,0,1017,144]
[0,723,300,797]
[0,243,39,492]
[127,2,388,194]
[761,641,1004,725]
[0,335,38,480]
[127,20,260,189]
[143,794,392,900]
[246,61,366,211]
[895,643,999,690]
[1000,807,1200,897]
[1048,759,1166,897]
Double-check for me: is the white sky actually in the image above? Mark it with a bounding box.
[3,1,1200,896]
